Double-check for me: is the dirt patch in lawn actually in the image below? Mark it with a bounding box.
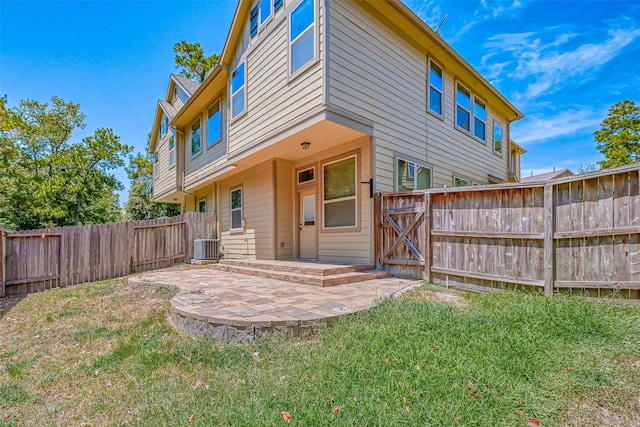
[399,287,468,308]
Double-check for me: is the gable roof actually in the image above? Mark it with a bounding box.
[159,99,178,120]
[522,169,574,182]
[172,74,200,96]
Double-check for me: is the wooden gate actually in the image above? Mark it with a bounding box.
[376,192,429,279]
[132,221,187,271]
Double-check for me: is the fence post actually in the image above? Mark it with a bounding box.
[1,229,5,297]
[543,184,555,296]
[424,192,432,283]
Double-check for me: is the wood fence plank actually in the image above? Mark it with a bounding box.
[543,184,555,295]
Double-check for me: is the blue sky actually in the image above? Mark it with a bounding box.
[1,0,639,204]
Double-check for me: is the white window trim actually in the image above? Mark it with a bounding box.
[230,62,247,121]
[395,157,432,191]
[493,119,504,157]
[230,187,243,231]
[473,98,487,142]
[322,154,358,230]
[153,151,159,177]
[288,0,318,79]
[456,81,489,143]
[190,118,202,158]
[197,199,206,213]
[168,133,175,167]
[207,99,223,148]
[259,0,272,28]
[454,176,478,187]
[428,59,444,118]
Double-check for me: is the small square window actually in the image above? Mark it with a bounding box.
[397,159,431,191]
[297,167,315,184]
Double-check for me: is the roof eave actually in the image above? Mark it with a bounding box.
[171,65,225,127]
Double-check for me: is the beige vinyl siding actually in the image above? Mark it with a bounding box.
[220,160,275,260]
[328,1,511,191]
[293,136,372,265]
[228,0,324,156]
[171,84,190,111]
[153,132,178,200]
[184,94,229,189]
[275,159,294,260]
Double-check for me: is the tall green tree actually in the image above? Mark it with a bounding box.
[0,96,132,230]
[173,41,220,83]
[595,100,640,169]
[124,135,181,220]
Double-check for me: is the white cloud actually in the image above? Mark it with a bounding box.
[484,21,640,101]
[511,108,603,145]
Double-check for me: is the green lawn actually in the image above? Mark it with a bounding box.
[1,279,639,426]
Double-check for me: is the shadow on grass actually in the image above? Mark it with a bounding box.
[0,295,26,320]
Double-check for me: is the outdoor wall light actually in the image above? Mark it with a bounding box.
[300,141,311,150]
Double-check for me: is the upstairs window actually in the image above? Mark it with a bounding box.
[290,0,315,75]
[260,0,271,25]
[494,122,503,155]
[153,151,159,177]
[230,187,243,230]
[160,116,169,136]
[274,0,283,12]
[231,62,246,118]
[207,101,222,146]
[169,134,175,166]
[191,119,201,157]
[250,6,258,38]
[397,159,431,191]
[456,83,471,132]
[474,99,486,141]
[428,61,443,116]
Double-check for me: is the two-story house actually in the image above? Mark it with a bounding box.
[150,0,524,265]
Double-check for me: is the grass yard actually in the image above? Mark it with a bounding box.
[1,279,639,426]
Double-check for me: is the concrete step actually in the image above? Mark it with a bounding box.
[218,259,375,277]
[211,262,387,287]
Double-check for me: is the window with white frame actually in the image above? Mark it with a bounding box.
[323,156,356,228]
[397,159,431,191]
[160,115,169,136]
[169,134,175,166]
[428,60,443,115]
[454,177,478,187]
[297,167,315,185]
[494,121,503,155]
[198,199,206,213]
[191,119,201,157]
[153,151,159,176]
[260,0,271,25]
[207,101,222,146]
[231,62,246,118]
[290,0,315,75]
[474,98,486,141]
[230,187,242,230]
[456,83,471,132]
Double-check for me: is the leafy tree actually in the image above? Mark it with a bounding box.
[124,136,181,220]
[595,100,640,169]
[173,41,220,83]
[576,163,598,174]
[0,96,132,230]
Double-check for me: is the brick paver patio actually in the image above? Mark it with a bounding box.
[129,265,421,342]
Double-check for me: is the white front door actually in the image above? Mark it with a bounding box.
[299,192,318,259]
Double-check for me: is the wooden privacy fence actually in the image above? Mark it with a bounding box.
[375,164,640,297]
[0,212,216,296]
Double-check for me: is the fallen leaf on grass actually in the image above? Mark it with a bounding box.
[405,406,411,413]
[281,411,292,423]
[469,392,480,399]
[454,415,461,421]
[187,414,195,422]
[333,406,341,415]
[518,410,525,417]
[567,367,574,372]
[467,381,474,388]
[527,418,540,427]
